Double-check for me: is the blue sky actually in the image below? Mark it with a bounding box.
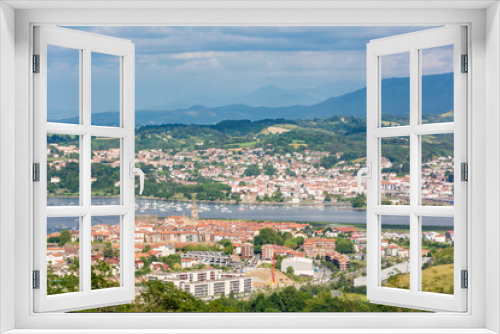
[47,26,453,118]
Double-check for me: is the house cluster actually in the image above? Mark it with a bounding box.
[380,231,411,259]
[135,147,363,202]
[381,156,454,205]
[46,243,79,276]
[423,230,454,243]
[421,156,454,204]
[47,209,367,286]
[47,140,454,205]
[380,228,453,259]
[131,211,310,246]
[46,143,79,179]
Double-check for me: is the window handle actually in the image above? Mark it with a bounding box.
[129,162,145,195]
[357,162,372,194]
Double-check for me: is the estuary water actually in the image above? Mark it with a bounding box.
[46,197,453,232]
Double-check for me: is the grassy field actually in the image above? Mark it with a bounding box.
[341,293,368,301]
[267,126,292,134]
[381,120,402,126]
[383,264,454,294]
[225,141,258,150]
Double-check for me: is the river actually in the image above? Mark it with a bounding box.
[46,197,453,232]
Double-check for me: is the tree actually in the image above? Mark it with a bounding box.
[219,239,234,255]
[263,163,276,176]
[103,242,117,258]
[286,266,295,276]
[272,188,284,202]
[284,238,298,249]
[335,238,355,254]
[320,155,338,169]
[295,236,305,246]
[351,194,366,208]
[162,254,181,268]
[244,164,260,176]
[47,236,60,244]
[58,230,72,247]
[338,273,352,297]
[255,228,284,246]
[140,281,206,312]
[91,261,120,290]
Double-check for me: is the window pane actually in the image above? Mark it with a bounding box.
[380,215,410,290]
[91,215,121,289]
[91,137,121,204]
[421,134,454,206]
[47,45,80,124]
[421,216,454,295]
[91,52,121,126]
[47,134,80,206]
[381,137,410,205]
[381,52,410,127]
[421,45,454,124]
[47,217,80,295]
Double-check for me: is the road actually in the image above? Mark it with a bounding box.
[354,257,431,287]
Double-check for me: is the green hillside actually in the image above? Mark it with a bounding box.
[50,114,453,168]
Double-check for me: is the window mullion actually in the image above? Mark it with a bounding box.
[81,213,91,293]
[409,47,420,294]
[81,48,92,294]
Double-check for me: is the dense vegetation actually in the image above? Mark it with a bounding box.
[76,280,422,313]
[253,228,305,254]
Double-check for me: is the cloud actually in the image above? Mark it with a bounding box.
[70,26,436,53]
[53,26,443,112]
[422,45,454,75]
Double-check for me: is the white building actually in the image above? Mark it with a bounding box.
[154,244,175,257]
[281,257,314,277]
[146,269,252,299]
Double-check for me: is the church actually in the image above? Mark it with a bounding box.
[181,201,199,226]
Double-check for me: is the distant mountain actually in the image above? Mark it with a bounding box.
[53,72,453,126]
[307,72,453,118]
[230,85,324,107]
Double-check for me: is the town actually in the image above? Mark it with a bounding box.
[47,199,455,301]
[45,129,456,309]
[48,142,454,205]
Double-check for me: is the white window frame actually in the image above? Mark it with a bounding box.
[1,2,499,333]
[366,26,467,312]
[33,26,136,312]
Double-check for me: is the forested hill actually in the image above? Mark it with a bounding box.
[133,115,453,165]
[54,73,453,126]
[52,114,454,168]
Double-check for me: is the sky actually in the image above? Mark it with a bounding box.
[47,26,454,119]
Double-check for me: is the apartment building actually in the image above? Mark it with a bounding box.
[240,243,254,259]
[303,238,336,258]
[261,244,303,261]
[181,251,234,267]
[325,251,350,271]
[146,269,252,299]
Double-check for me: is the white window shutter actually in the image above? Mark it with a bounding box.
[33,26,135,312]
[366,26,467,312]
